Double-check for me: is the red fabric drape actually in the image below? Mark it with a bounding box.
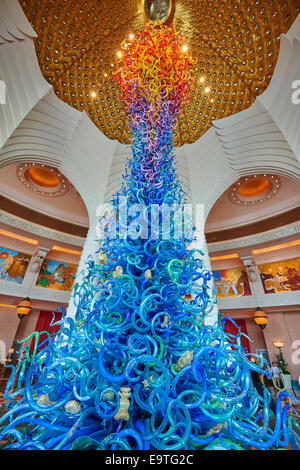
[223,318,250,354]
[29,310,62,355]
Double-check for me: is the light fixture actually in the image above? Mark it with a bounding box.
[90,91,97,98]
[17,163,69,198]
[273,341,284,349]
[16,297,32,319]
[52,245,82,256]
[210,253,239,261]
[253,307,268,329]
[27,167,59,188]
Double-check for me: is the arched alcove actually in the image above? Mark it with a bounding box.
[205,172,300,243]
[0,160,90,236]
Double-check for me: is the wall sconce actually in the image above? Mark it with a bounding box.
[253,307,268,329]
[273,341,284,350]
[16,297,32,319]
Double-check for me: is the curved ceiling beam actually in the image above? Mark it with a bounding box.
[185,14,300,219]
[0,88,117,224]
[0,0,51,149]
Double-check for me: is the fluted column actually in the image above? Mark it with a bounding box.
[240,254,265,300]
[22,246,50,289]
[201,239,219,326]
[189,203,218,326]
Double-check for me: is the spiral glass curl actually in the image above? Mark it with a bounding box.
[0,22,299,451]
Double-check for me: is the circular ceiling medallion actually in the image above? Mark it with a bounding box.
[17,163,70,198]
[27,167,60,188]
[228,174,281,206]
[238,177,270,198]
[142,0,174,24]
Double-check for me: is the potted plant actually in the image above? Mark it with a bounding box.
[275,348,292,391]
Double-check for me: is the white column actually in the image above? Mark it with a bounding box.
[240,255,265,299]
[66,216,100,319]
[201,239,219,326]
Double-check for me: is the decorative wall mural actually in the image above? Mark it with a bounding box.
[0,247,31,284]
[36,259,77,291]
[258,258,300,294]
[213,268,252,298]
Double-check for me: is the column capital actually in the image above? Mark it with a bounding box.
[22,246,50,288]
[240,254,256,266]
[240,255,258,282]
[30,246,50,273]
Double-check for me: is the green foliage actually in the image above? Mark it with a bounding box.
[275,349,290,375]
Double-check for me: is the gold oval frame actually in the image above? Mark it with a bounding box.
[141,0,175,25]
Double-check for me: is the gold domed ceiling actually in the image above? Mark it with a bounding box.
[21,0,300,146]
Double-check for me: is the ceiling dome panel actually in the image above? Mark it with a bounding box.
[20,0,300,146]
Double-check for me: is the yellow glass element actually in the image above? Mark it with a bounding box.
[27,168,59,188]
[238,177,270,198]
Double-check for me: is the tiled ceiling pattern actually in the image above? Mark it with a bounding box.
[21,0,300,146]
